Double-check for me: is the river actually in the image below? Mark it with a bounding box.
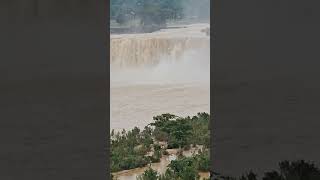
[110,23,210,131]
[110,23,210,179]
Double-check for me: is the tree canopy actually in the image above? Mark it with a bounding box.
[110,0,209,26]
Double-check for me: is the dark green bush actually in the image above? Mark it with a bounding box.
[137,167,159,180]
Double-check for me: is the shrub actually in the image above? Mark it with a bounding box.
[137,168,159,180]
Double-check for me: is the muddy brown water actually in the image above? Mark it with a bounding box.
[110,24,210,179]
[110,24,210,131]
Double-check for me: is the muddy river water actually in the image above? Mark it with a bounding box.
[110,23,210,131]
[110,24,210,179]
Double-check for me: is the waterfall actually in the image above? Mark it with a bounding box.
[110,24,210,131]
[110,24,210,68]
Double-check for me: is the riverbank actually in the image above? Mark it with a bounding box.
[113,145,210,180]
[110,113,210,180]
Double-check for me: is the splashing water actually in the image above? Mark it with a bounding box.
[110,24,210,131]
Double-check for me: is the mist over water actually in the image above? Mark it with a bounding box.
[111,48,209,85]
[110,24,210,131]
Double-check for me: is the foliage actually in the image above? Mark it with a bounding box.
[110,0,184,26]
[137,167,159,180]
[138,149,210,180]
[193,149,210,172]
[167,157,200,180]
[188,112,210,148]
[151,114,192,148]
[151,112,210,149]
[182,0,210,20]
[111,112,210,177]
[111,126,154,172]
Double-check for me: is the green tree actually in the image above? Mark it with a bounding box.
[137,168,159,180]
[110,0,185,27]
[167,157,200,180]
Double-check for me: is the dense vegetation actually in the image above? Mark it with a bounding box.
[151,112,210,149]
[110,0,210,27]
[137,149,210,180]
[110,126,155,172]
[110,112,210,173]
[111,0,182,26]
[111,112,320,180]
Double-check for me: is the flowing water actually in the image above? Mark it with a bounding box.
[111,23,210,131]
[110,23,210,179]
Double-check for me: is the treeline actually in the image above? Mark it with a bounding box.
[110,0,210,26]
[151,113,210,149]
[110,112,210,173]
